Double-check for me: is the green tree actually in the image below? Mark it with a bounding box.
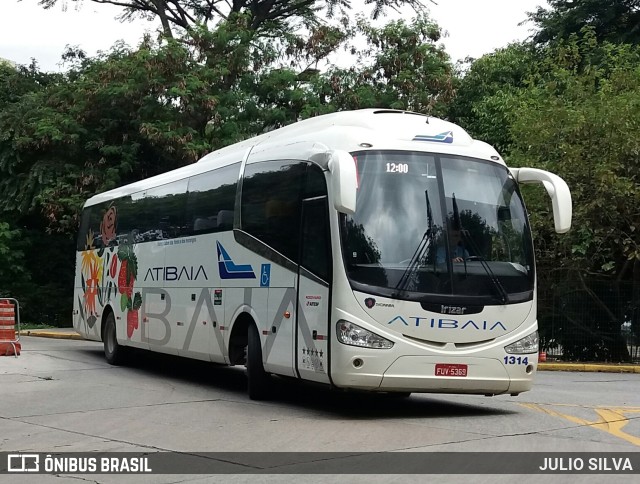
[505,32,640,360]
[0,39,212,233]
[529,0,640,45]
[509,33,640,273]
[1,12,454,234]
[0,62,76,323]
[447,43,537,154]
[35,0,432,37]
[303,14,454,117]
[0,11,454,324]
[0,222,28,296]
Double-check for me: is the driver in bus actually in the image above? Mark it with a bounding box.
[436,229,469,263]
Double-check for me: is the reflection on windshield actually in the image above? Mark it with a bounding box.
[341,151,534,304]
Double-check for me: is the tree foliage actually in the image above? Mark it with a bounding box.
[1,39,210,233]
[35,0,432,37]
[0,10,452,323]
[447,22,640,360]
[508,31,640,274]
[0,12,452,236]
[503,31,640,361]
[447,43,537,155]
[528,0,640,45]
[0,222,27,295]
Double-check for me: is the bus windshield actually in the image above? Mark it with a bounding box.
[341,151,535,305]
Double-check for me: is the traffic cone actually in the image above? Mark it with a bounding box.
[0,299,21,356]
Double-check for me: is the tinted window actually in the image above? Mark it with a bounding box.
[305,164,328,199]
[186,163,240,234]
[301,197,331,281]
[78,198,134,250]
[341,151,534,304]
[241,161,306,262]
[77,179,189,249]
[133,180,188,242]
[301,165,330,279]
[115,196,136,244]
[77,207,93,251]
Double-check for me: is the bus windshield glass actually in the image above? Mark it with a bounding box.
[341,151,535,304]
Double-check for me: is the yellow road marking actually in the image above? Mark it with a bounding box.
[520,403,640,447]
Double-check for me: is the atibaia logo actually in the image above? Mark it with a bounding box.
[413,131,454,144]
[388,315,506,331]
[216,241,256,279]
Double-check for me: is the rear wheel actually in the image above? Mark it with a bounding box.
[104,312,126,365]
[247,324,271,400]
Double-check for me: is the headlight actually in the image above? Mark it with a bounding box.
[336,320,394,349]
[504,331,539,354]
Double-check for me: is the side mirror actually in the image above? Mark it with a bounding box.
[510,167,572,233]
[328,150,357,215]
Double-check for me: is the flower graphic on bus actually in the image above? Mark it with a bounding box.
[100,204,117,246]
[117,243,142,338]
[78,204,141,338]
[79,229,102,328]
[84,257,102,317]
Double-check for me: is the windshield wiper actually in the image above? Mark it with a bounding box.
[452,194,509,305]
[461,229,509,304]
[394,190,434,294]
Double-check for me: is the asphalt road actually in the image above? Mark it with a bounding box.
[1,336,639,483]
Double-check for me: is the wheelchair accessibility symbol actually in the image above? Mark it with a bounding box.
[260,264,271,287]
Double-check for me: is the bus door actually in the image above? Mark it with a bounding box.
[296,196,332,384]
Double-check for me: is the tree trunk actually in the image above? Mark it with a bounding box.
[152,0,174,39]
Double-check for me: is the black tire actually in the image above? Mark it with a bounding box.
[247,324,271,400]
[103,312,126,365]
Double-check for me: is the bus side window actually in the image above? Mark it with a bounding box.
[301,198,330,281]
[300,164,330,280]
[241,160,305,262]
[77,206,93,251]
[186,163,240,235]
[141,180,188,241]
[216,210,234,230]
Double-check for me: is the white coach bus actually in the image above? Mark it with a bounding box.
[73,109,571,399]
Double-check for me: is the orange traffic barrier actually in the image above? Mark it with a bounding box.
[0,299,20,356]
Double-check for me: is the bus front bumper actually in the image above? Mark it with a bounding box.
[332,356,536,395]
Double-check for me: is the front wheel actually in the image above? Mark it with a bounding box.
[247,324,271,400]
[104,312,127,365]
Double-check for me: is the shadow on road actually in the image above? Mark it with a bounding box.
[78,347,516,419]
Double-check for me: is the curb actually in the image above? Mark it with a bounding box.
[538,362,640,373]
[19,330,84,340]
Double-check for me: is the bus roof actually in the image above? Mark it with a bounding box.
[85,109,504,207]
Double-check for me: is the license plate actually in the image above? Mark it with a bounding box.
[435,363,468,377]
